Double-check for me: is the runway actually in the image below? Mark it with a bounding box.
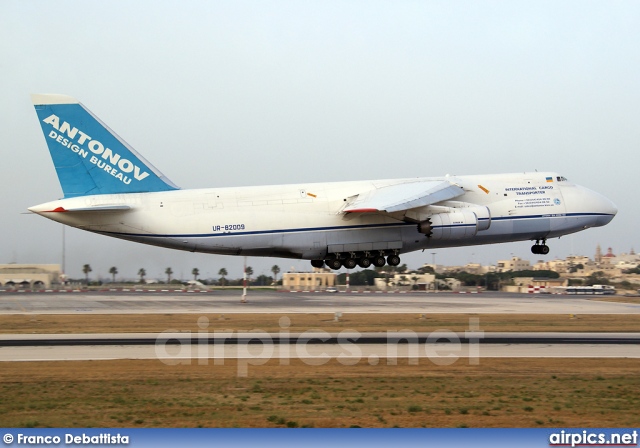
[1,332,638,363]
[1,292,638,363]
[0,290,638,314]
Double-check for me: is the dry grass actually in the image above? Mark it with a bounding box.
[1,358,639,428]
[1,313,640,334]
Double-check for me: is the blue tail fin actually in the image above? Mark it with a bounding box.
[32,94,179,198]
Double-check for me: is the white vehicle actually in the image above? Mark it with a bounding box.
[564,285,616,295]
[29,94,617,270]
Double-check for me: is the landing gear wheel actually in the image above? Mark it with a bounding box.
[387,254,401,266]
[326,259,342,270]
[531,240,550,255]
[310,260,324,268]
[342,258,357,269]
[372,256,386,267]
[357,258,372,268]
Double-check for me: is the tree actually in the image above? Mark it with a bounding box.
[271,265,281,285]
[337,270,380,286]
[192,268,200,281]
[138,268,146,284]
[82,264,92,285]
[165,267,173,284]
[585,271,609,286]
[255,275,273,286]
[418,265,435,274]
[374,265,393,289]
[109,266,118,283]
[218,268,228,287]
[246,266,254,286]
[624,266,640,275]
[569,263,584,273]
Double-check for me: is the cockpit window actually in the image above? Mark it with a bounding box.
[556,176,568,182]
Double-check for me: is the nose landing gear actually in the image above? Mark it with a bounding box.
[531,239,550,255]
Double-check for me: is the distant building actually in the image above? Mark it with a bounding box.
[0,264,62,289]
[496,256,531,273]
[282,268,336,291]
[533,258,568,273]
[375,273,435,291]
[566,255,591,266]
[504,277,568,293]
[461,263,489,275]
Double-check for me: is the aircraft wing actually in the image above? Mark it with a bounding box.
[343,180,464,213]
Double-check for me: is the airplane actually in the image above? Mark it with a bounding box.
[28,94,618,270]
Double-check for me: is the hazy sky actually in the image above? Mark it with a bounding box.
[1,1,638,281]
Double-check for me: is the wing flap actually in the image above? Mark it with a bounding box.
[343,180,464,213]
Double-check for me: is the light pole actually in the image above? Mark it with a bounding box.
[241,256,247,303]
[62,225,66,275]
[431,252,437,293]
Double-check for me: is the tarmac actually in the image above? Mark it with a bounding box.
[0,290,638,314]
[1,291,638,363]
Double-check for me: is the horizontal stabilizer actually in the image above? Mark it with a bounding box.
[29,204,131,213]
[344,180,464,213]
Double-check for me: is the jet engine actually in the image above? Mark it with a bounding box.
[418,203,491,240]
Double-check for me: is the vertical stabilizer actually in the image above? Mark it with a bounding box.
[32,94,179,197]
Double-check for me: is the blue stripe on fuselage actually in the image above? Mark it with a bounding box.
[93,212,612,240]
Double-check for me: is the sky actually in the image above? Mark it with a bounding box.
[1,1,638,282]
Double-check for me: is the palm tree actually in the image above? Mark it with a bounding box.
[165,267,173,284]
[218,268,228,287]
[271,265,280,285]
[138,268,146,284]
[109,266,118,283]
[192,268,200,281]
[82,264,92,285]
[381,265,393,290]
[245,266,253,287]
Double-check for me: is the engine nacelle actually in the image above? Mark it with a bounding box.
[418,209,479,240]
[439,201,491,231]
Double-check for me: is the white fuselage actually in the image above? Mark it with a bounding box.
[29,172,617,261]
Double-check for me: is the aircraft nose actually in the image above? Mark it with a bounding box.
[589,188,617,226]
[595,194,618,226]
[566,185,617,227]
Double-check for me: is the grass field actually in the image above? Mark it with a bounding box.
[1,312,640,334]
[1,358,639,428]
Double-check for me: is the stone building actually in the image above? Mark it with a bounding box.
[282,268,336,291]
[496,256,531,273]
[0,264,62,289]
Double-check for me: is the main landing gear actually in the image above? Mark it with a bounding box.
[531,239,550,255]
[311,251,402,271]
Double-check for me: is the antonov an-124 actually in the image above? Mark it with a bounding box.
[28,94,617,270]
